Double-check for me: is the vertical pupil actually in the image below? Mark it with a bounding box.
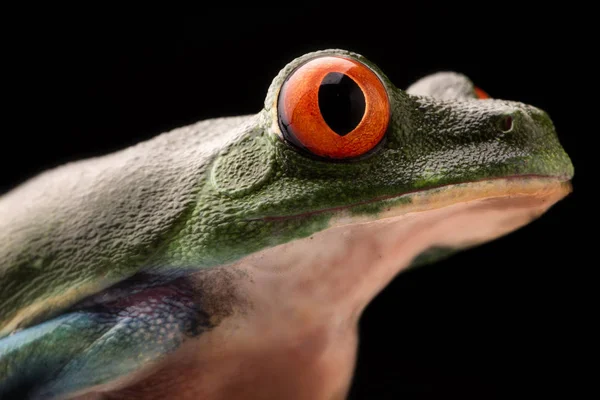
[318,72,366,136]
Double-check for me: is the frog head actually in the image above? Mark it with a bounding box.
[186,48,573,270]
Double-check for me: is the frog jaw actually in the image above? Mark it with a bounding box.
[235,176,571,320]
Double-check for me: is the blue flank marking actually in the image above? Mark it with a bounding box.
[0,273,211,399]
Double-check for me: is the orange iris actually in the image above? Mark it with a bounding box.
[277,56,390,159]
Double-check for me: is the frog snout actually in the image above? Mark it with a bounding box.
[490,103,555,142]
[487,102,573,177]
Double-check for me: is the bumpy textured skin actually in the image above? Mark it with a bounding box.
[406,71,479,100]
[0,49,573,398]
[0,116,253,336]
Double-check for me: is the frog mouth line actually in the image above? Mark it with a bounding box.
[252,174,572,222]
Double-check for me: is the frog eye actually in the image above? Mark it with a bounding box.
[277,56,390,159]
[474,86,490,99]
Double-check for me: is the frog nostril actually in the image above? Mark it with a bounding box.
[499,115,514,133]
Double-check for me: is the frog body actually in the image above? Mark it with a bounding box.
[0,49,573,399]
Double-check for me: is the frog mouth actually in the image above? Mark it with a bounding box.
[236,173,571,318]
[255,174,572,223]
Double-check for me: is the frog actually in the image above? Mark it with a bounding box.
[0,49,573,399]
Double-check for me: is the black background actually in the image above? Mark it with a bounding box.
[2,6,593,399]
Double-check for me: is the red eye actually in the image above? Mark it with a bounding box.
[474,86,490,99]
[277,56,390,159]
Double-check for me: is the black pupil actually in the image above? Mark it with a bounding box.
[318,72,366,136]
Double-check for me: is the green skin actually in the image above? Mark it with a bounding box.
[0,49,573,399]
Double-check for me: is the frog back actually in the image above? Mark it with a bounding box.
[0,115,254,337]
